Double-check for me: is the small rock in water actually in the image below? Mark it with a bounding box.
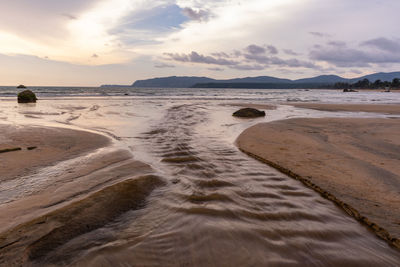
[17,84,27,89]
[233,108,266,118]
[343,88,358,92]
[18,90,37,103]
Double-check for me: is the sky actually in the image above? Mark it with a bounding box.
[0,0,400,86]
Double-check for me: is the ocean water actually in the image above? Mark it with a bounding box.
[0,87,400,266]
[1,86,400,103]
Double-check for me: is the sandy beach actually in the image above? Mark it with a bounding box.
[237,117,400,248]
[0,124,110,182]
[0,124,155,265]
[290,103,400,114]
[1,97,400,265]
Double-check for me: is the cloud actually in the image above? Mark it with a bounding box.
[309,31,331,38]
[211,52,231,58]
[283,49,299,56]
[208,67,224,71]
[243,51,318,69]
[4,0,400,84]
[267,45,278,55]
[310,38,400,67]
[154,63,175,68]
[165,44,320,70]
[164,51,238,65]
[182,7,212,22]
[110,4,188,35]
[246,44,266,55]
[61,13,78,20]
[310,47,372,67]
[91,53,99,58]
[327,41,346,47]
[361,37,400,53]
[246,44,278,55]
[0,0,98,38]
[350,69,362,74]
[230,64,265,70]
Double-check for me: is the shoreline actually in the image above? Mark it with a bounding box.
[237,117,400,250]
[289,103,400,114]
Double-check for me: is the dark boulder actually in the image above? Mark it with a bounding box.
[18,90,37,103]
[233,108,265,118]
[343,88,358,92]
[17,84,26,89]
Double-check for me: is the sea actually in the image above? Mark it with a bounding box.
[0,86,400,266]
[1,86,400,103]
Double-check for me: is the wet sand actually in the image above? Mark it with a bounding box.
[237,117,400,248]
[0,124,110,182]
[224,103,276,110]
[290,103,400,114]
[0,124,156,265]
[0,175,164,266]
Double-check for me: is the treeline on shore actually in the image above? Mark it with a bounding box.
[333,78,400,90]
[192,79,400,89]
[191,82,332,89]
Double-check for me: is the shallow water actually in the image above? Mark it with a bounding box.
[0,94,400,266]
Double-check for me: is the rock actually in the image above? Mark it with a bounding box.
[343,88,358,92]
[17,90,37,103]
[0,147,22,154]
[233,108,266,118]
[17,84,27,89]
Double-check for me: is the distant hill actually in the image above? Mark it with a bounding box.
[131,76,216,88]
[125,72,400,88]
[100,84,131,87]
[293,75,348,84]
[225,76,292,84]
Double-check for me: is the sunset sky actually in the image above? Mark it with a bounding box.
[1,0,400,86]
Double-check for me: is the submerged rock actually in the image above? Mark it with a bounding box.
[233,108,265,118]
[17,90,37,103]
[17,84,26,89]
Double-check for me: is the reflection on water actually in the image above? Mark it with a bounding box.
[0,98,399,266]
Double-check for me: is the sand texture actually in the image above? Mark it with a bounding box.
[0,175,165,266]
[0,124,157,265]
[224,103,276,110]
[291,103,400,114]
[237,118,400,246]
[0,124,110,182]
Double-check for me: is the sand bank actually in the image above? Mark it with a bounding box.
[0,124,110,182]
[290,103,400,114]
[0,124,157,265]
[237,117,400,248]
[0,125,153,231]
[0,175,164,265]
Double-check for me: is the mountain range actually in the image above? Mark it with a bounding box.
[104,72,400,88]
